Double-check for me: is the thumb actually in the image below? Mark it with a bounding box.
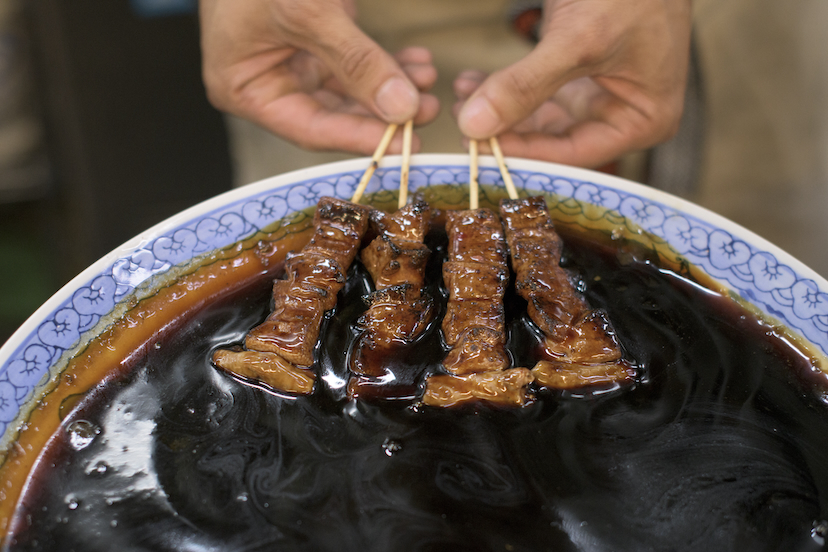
[306,11,420,124]
[457,36,584,139]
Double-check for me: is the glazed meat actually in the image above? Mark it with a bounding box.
[350,199,434,388]
[424,369,535,408]
[212,348,315,394]
[213,197,371,394]
[354,285,432,350]
[499,196,634,389]
[360,236,429,290]
[423,208,532,407]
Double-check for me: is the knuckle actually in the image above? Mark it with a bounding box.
[205,88,224,111]
[632,100,684,148]
[501,69,544,113]
[554,10,618,70]
[661,110,684,141]
[654,97,685,141]
[337,39,381,81]
[278,2,347,41]
[292,135,322,151]
[280,3,323,31]
[660,117,681,141]
[202,69,230,111]
[574,28,613,69]
[204,69,263,119]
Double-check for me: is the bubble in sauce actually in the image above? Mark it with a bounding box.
[382,437,403,456]
[812,520,828,545]
[86,460,109,477]
[66,420,101,451]
[63,494,79,511]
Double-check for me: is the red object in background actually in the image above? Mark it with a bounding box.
[597,161,620,176]
[511,7,542,42]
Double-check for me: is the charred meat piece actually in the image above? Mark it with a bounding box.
[440,209,510,373]
[423,208,532,406]
[245,289,326,366]
[441,298,505,349]
[442,327,511,375]
[542,309,624,364]
[499,196,633,390]
[360,236,430,290]
[212,348,315,395]
[422,368,534,408]
[356,285,433,349]
[350,199,435,387]
[446,208,508,265]
[370,196,431,243]
[213,197,371,394]
[309,196,373,267]
[532,359,635,390]
[441,260,509,347]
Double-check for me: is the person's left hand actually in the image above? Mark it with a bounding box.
[453,0,693,168]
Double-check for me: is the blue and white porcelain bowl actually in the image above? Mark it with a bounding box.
[2,153,827,456]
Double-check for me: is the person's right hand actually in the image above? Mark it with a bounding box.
[199,0,440,155]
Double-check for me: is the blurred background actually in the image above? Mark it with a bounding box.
[0,0,826,343]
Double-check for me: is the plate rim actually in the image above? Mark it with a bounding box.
[2,153,827,440]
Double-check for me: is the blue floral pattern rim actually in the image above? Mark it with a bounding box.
[1,154,827,446]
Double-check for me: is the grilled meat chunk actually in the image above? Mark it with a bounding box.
[356,284,433,350]
[440,209,511,374]
[370,197,431,243]
[446,208,508,265]
[214,197,371,394]
[212,348,315,395]
[532,359,634,390]
[360,236,430,290]
[423,208,532,406]
[499,196,633,389]
[350,199,434,386]
[423,368,534,408]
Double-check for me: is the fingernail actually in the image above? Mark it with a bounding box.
[459,96,501,138]
[375,76,418,123]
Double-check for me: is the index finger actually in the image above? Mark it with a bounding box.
[256,93,427,155]
[456,29,589,139]
[289,6,421,124]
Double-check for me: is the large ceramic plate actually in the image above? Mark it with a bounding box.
[2,152,828,459]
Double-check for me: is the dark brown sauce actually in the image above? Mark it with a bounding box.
[6,228,828,552]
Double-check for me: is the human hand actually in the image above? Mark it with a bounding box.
[453,0,693,168]
[199,0,439,155]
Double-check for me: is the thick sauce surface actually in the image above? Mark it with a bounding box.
[7,230,828,552]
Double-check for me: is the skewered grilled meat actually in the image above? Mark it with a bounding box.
[350,198,434,396]
[423,368,534,408]
[499,196,635,389]
[212,349,315,394]
[423,208,532,407]
[213,197,371,394]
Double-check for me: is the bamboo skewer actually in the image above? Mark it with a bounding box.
[398,120,414,209]
[489,136,519,200]
[469,138,479,210]
[351,123,399,204]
